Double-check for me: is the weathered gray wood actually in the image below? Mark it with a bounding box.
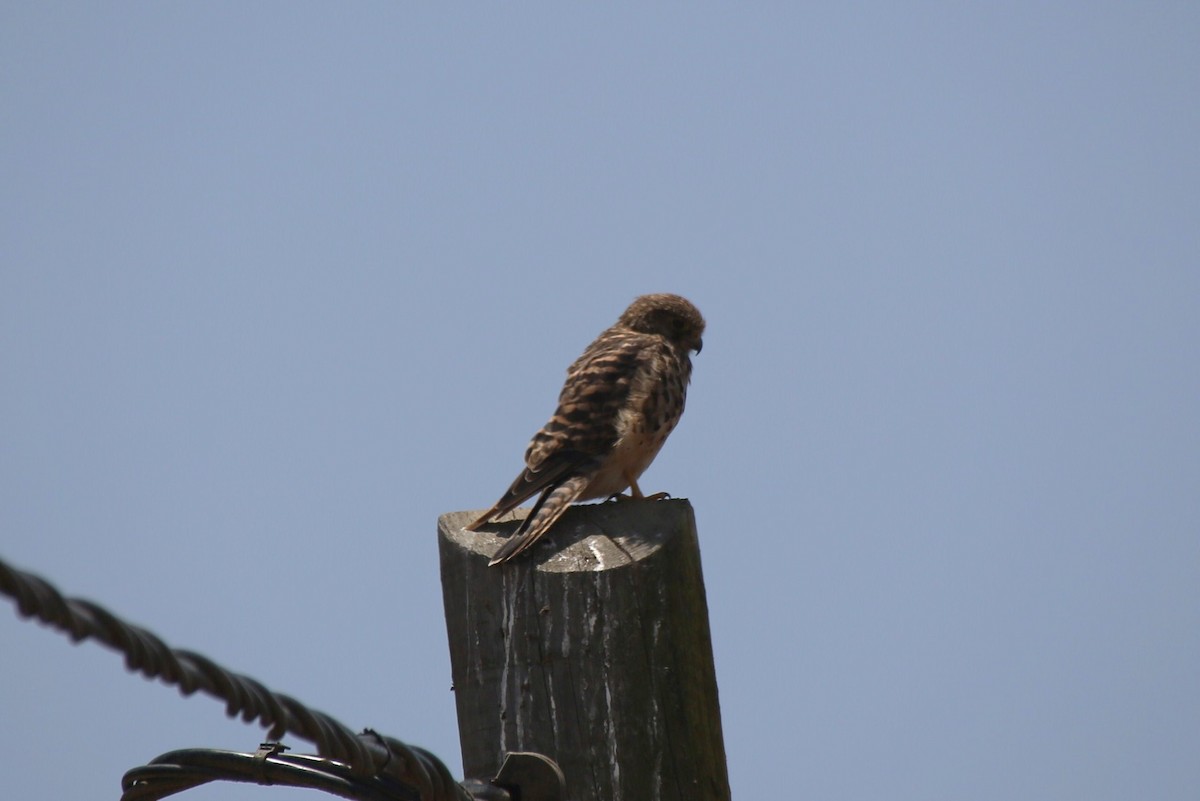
[438,499,730,801]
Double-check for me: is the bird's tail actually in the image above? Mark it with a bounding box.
[488,474,590,566]
[464,506,497,532]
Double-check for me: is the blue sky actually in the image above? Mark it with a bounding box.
[2,4,1198,800]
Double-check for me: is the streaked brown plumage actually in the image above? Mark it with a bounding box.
[467,293,705,565]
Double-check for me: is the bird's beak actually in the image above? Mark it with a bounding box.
[694,337,703,354]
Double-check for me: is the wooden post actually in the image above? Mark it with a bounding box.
[438,499,730,801]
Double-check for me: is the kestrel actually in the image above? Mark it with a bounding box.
[467,293,705,566]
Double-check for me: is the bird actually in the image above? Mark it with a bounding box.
[467,293,705,566]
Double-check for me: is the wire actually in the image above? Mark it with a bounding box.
[0,555,479,801]
[121,745,422,801]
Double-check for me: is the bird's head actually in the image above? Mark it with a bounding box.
[618,293,705,354]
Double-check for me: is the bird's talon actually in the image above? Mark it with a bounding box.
[608,491,670,502]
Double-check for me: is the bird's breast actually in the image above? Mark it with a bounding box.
[579,412,680,500]
[577,343,690,500]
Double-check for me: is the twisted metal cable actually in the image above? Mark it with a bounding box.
[0,555,474,801]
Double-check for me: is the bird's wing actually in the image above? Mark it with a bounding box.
[464,449,596,530]
[524,328,648,467]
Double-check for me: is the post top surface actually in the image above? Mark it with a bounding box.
[439,499,695,572]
